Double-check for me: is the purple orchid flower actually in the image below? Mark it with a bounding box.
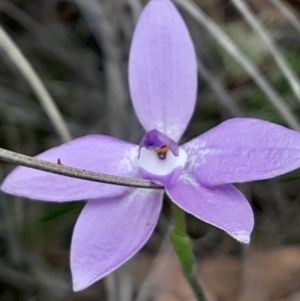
[2,0,300,291]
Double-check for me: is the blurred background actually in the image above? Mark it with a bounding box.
[1,0,300,300]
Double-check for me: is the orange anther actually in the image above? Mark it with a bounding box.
[155,146,169,159]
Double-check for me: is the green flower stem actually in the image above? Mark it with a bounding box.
[171,204,206,301]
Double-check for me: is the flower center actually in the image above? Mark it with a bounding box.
[155,145,169,159]
[137,129,187,179]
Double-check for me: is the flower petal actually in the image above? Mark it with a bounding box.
[1,135,138,202]
[165,172,254,243]
[183,118,300,186]
[129,0,197,142]
[71,189,163,291]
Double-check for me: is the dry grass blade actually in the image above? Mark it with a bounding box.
[197,59,244,116]
[270,0,300,34]
[0,26,72,143]
[127,0,143,22]
[0,1,99,88]
[231,0,300,105]
[175,0,300,130]
[74,0,129,140]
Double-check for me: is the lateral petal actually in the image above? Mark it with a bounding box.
[183,118,300,186]
[129,0,197,142]
[1,135,138,202]
[166,172,254,243]
[71,189,163,291]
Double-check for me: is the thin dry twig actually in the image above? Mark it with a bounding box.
[175,0,300,131]
[231,0,300,104]
[0,147,162,189]
[0,26,72,142]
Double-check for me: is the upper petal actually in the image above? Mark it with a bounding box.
[1,135,138,202]
[183,118,300,186]
[71,189,163,291]
[129,0,197,142]
[165,172,254,243]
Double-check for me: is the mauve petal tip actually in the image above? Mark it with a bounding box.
[1,182,7,192]
[72,281,84,292]
[72,276,93,292]
[232,231,251,244]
